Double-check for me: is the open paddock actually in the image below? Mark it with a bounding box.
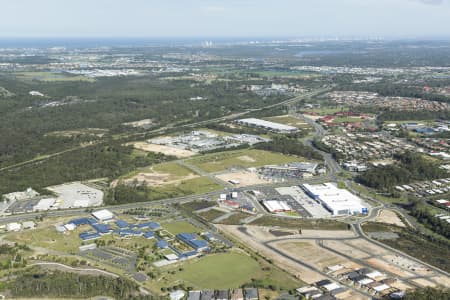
[132,142,196,158]
[215,171,269,187]
[374,210,406,228]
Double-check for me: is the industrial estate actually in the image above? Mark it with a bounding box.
[0,21,450,300]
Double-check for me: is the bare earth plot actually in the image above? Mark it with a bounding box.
[216,225,360,285]
[217,224,326,284]
[215,171,269,187]
[374,209,406,228]
[322,240,371,260]
[132,142,196,158]
[128,171,199,186]
[275,240,348,271]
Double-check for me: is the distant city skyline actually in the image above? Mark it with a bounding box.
[1,0,450,38]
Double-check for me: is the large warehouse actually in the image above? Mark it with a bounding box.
[236,118,298,133]
[262,200,293,213]
[302,183,368,216]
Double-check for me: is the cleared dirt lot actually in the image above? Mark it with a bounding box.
[215,171,269,187]
[365,258,414,278]
[216,224,327,284]
[345,239,390,257]
[323,240,371,260]
[374,209,406,228]
[132,142,196,158]
[275,240,348,271]
[127,172,198,186]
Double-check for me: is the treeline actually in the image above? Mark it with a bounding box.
[254,136,322,160]
[378,110,450,122]
[410,206,450,239]
[401,287,450,300]
[0,143,171,194]
[107,181,198,205]
[356,152,448,190]
[0,75,288,168]
[7,270,158,299]
[312,138,345,161]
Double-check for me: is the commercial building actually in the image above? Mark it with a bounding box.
[176,233,209,252]
[236,118,298,133]
[302,183,368,216]
[244,288,259,300]
[92,209,114,222]
[32,197,57,211]
[6,222,22,232]
[262,200,293,213]
[188,291,201,300]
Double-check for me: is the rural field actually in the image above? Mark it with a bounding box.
[162,220,200,235]
[163,251,300,290]
[132,142,196,158]
[263,115,312,129]
[187,149,302,173]
[215,171,269,187]
[121,162,197,186]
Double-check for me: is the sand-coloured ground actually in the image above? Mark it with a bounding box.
[275,240,347,270]
[365,258,413,278]
[323,240,371,260]
[430,276,450,287]
[345,239,390,257]
[216,171,269,187]
[133,142,196,158]
[412,278,437,287]
[237,155,256,163]
[374,209,406,228]
[216,224,326,284]
[129,171,198,186]
[382,254,433,276]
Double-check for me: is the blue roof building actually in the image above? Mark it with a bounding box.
[177,233,197,240]
[115,229,143,237]
[92,223,112,234]
[156,240,169,249]
[79,231,101,241]
[144,231,155,239]
[69,218,97,226]
[180,250,198,258]
[177,233,209,251]
[136,222,161,230]
[115,220,129,228]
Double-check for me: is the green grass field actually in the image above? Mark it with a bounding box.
[332,116,365,123]
[264,115,312,129]
[166,251,301,290]
[5,226,84,253]
[250,216,349,230]
[216,212,252,225]
[187,149,300,173]
[302,107,349,116]
[122,161,195,180]
[197,209,226,222]
[173,252,261,289]
[152,162,194,177]
[152,176,222,195]
[162,221,200,235]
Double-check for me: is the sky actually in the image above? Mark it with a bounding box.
[1,0,450,38]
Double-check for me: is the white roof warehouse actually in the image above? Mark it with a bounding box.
[236,118,298,133]
[302,183,368,216]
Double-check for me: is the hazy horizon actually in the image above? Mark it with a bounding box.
[1,0,450,39]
